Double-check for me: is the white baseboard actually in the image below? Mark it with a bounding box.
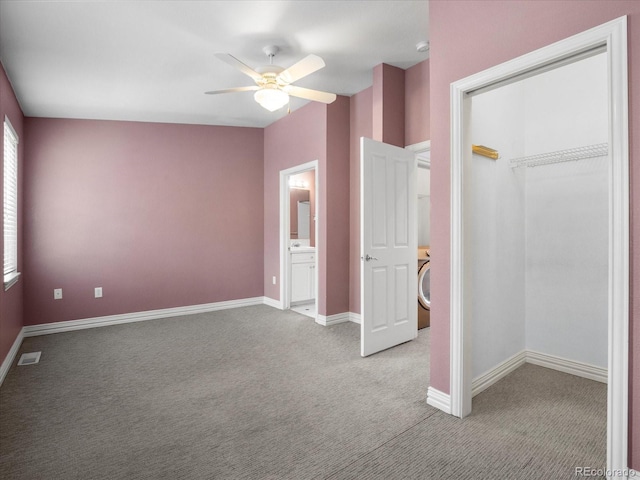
[349,312,361,324]
[23,296,266,337]
[472,350,527,397]
[526,350,607,384]
[426,386,451,414]
[471,349,608,398]
[0,327,25,386]
[316,312,351,326]
[629,469,639,479]
[262,296,282,309]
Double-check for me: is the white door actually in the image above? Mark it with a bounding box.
[360,137,417,356]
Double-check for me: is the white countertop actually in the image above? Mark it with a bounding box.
[290,246,316,253]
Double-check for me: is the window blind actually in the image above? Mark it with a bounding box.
[4,118,18,277]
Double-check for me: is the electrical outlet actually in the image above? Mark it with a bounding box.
[54,288,62,300]
[95,287,103,298]
[272,276,276,285]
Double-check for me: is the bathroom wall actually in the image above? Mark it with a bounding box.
[289,187,308,240]
[288,169,315,247]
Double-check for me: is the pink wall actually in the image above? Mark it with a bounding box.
[405,59,430,146]
[263,98,351,317]
[263,101,326,308]
[0,63,24,364]
[324,96,351,316]
[373,64,405,147]
[299,169,316,247]
[289,170,315,246]
[429,0,640,468]
[289,187,308,239]
[23,118,264,325]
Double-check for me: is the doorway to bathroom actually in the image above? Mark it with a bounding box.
[448,17,628,472]
[279,161,319,321]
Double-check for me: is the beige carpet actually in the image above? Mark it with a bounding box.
[0,305,606,479]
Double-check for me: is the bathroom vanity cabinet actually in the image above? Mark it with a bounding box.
[290,252,315,303]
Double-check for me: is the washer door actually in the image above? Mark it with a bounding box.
[418,261,430,310]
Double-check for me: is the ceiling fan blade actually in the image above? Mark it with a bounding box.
[278,54,325,84]
[204,86,260,95]
[214,53,262,81]
[287,86,336,104]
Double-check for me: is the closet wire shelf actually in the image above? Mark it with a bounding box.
[509,143,608,168]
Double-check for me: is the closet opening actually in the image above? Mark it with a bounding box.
[448,17,629,473]
[470,50,608,467]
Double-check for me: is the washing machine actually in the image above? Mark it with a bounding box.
[418,246,430,329]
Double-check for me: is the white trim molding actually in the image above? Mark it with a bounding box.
[262,296,283,310]
[23,296,265,337]
[471,350,608,399]
[349,312,361,324]
[406,140,431,169]
[316,312,350,326]
[0,327,25,386]
[526,350,607,384]
[405,140,431,153]
[449,16,629,474]
[472,351,527,397]
[426,386,451,414]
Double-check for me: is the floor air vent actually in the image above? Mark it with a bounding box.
[17,352,41,366]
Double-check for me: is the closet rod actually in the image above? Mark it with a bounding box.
[509,143,608,168]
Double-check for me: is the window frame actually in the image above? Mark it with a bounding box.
[4,116,20,290]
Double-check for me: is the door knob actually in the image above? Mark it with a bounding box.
[363,254,378,261]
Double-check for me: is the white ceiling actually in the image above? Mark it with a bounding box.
[0,1,429,128]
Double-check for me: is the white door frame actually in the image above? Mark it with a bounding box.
[406,140,431,169]
[279,160,319,318]
[407,141,431,254]
[449,17,628,472]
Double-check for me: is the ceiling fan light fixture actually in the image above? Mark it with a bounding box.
[254,86,289,112]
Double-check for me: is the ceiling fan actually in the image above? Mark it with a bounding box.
[205,46,337,112]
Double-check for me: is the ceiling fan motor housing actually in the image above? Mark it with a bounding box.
[263,45,280,58]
